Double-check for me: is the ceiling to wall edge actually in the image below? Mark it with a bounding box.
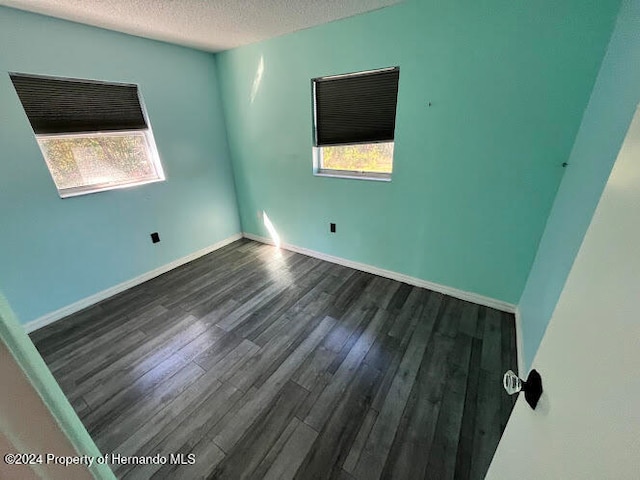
[0,0,405,53]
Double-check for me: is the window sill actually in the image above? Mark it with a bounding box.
[59,176,164,198]
[313,169,392,182]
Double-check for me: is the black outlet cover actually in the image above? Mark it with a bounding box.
[330,223,336,233]
[151,232,160,243]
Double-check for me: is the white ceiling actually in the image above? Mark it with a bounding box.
[0,0,403,52]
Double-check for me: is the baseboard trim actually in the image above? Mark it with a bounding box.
[514,307,526,376]
[243,232,516,314]
[23,233,243,334]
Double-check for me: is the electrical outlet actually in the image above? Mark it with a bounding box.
[330,223,336,233]
[151,232,160,243]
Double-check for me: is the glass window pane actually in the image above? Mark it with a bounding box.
[37,131,162,194]
[320,142,394,174]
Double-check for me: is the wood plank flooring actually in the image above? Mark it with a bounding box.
[30,239,518,480]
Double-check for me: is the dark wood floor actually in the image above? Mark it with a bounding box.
[31,239,517,480]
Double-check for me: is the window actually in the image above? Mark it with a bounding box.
[10,73,164,198]
[312,67,399,181]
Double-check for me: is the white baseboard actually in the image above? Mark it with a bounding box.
[243,232,517,314]
[24,233,243,333]
[514,307,526,376]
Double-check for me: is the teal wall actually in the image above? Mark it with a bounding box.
[519,0,640,367]
[216,0,620,305]
[0,7,240,324]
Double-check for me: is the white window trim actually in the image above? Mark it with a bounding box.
[36,129,165,198]
[311,66,398,182]
[312,145,393,182]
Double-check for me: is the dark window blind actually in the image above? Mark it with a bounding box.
[9,74,147,134]
[314,67,399,147]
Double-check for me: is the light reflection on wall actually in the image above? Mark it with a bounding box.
[250,55,265,104]
[262,211,293,285]
[262,211,281,248]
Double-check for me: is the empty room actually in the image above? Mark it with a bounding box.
[1,0,639,479]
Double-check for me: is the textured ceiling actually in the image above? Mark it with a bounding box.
[0,0,403,52]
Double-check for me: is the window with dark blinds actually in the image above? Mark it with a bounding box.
[9,73,147,134]
[313,67,399,147]
[8,72,164,198]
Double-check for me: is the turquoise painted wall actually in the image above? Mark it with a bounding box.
[519,0,640,367]
[0,7,240,324]
[216,0,620,305]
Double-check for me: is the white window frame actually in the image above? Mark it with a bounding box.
[312,142,394,182]
[36,128,165,198]
[311,67,397,182]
